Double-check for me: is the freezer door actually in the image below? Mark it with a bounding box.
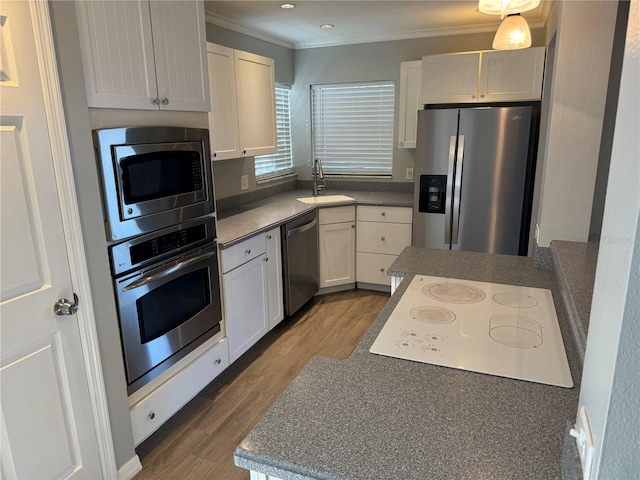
[413,109,459,249]
[453,106,532,255]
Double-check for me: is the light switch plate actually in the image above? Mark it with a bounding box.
[240,175,249,191]
[570,406,594,479]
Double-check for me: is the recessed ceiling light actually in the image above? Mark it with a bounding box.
[320,24,334,29]
[280,3,296,8]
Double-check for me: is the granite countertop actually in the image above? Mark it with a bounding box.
[216,189,413,248]
[234,247,582,480]
[549,240,599,365]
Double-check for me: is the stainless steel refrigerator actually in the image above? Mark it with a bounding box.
[413,105,537,256]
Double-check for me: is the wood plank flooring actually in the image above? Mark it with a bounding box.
[134,289,389,480]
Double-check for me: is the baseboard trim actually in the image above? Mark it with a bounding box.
[118,455,142,480]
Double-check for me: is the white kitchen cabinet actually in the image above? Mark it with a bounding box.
[398,60,423,149]
[319,206,356,289]
[207,43,277,160]
[265,227,284,329]
[221,237,269,363]
[130,337,229,446]
[76,0,210,111]
[421,47,545,104]
[356,206,412,288]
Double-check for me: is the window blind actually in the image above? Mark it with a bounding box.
[255,85,294,181]
[311,82,395,177]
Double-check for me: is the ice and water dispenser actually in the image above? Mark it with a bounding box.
[418,175,447,214]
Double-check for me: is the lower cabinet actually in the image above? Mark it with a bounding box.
[265,227,284,329]
[356,206,412,288]
[221,228,283,364]
[319,206,356,289]
[130,337,229,445]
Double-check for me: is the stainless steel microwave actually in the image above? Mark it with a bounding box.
[93,126,214,241]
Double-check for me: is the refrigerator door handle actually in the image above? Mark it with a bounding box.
[452,135,465,245]
[445,135,456,245]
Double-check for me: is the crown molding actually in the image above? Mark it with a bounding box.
[205,12,297,49]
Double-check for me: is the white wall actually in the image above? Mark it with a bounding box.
[578,1,640,477]
[535,1,618,247]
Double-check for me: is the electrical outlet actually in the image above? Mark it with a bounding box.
[570,406,594,479]
[535,224,540,243]
[240,175,249,191]
[406,168,414,180]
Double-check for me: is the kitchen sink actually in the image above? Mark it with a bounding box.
[296,195,354,204]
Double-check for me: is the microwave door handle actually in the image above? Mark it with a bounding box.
[122,251,217,292]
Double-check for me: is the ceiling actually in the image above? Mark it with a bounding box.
[203,1,553,49]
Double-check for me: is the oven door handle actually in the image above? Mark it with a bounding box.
[122,251,216,292]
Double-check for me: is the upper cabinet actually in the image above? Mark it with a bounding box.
[75,0,210,111]
[421,47,545,104]
[207,43,277,160]
[398,61,422,149]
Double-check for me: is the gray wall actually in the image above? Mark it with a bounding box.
[48,1,136,470]
[291,30,545,183]
[578,1,639,476]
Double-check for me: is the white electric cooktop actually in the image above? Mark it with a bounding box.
[370,275,573,388]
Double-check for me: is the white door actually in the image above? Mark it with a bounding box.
[0,2,103,479]
[319,222,356,288]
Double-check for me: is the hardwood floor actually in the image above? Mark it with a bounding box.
[134,289,389,480]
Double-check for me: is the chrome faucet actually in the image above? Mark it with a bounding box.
[312,158,326,196]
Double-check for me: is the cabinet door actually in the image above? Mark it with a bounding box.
[222,255,269,363]
[398,60,422,148]
[75,0,158,110]
[234,50,277,157]
[265,228,284,329]
[319,222,356,288]
[207,43,241,160]
[150,1,210,111]
[479,48,546,102]
[421,52,480,104]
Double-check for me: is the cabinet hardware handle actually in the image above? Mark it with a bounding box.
[161,98,169,105]
[381,212,386,216]
[267,234,272,239]
[380,268,384,272]
[214,358,222,365]
[213,152,217,158]
[148,411,156,420]
[471,94,476,99]
[399,142,403,146]
[351,224,355,228]
[245,249,251,255]
[152,97,160,105]
[243,149,247,155]
[265,257,269,262]
[381,236,386,241]
[480,94,485,98]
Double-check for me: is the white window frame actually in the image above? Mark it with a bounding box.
[311,81,395,177]
[255,84,294,182]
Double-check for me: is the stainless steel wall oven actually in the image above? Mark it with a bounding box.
[94,127,222,396]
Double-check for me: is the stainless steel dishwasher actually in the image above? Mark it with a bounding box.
[282,210,319,316]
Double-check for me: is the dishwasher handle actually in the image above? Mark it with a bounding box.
[287,218,317,237]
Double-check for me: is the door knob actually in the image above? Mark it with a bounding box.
[54,293,79,316]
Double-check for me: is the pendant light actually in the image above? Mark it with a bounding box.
[478,0,540,19]
[492,14,532,50]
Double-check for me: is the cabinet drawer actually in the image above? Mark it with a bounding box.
[130,338,229,446]
[220,234,266,273]
[319,205,356,225]
[357,222,411,255]
[356,252,396,286]
[357,206,412,223]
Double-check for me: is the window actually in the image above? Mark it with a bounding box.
[311,82,395,177]
[255,85,294,181]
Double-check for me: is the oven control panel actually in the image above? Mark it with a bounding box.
[110,216,216,276]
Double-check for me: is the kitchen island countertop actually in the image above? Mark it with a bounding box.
[216,189,413,248]
[234,247,582,480]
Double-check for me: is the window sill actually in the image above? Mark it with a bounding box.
[256,172,297,185]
